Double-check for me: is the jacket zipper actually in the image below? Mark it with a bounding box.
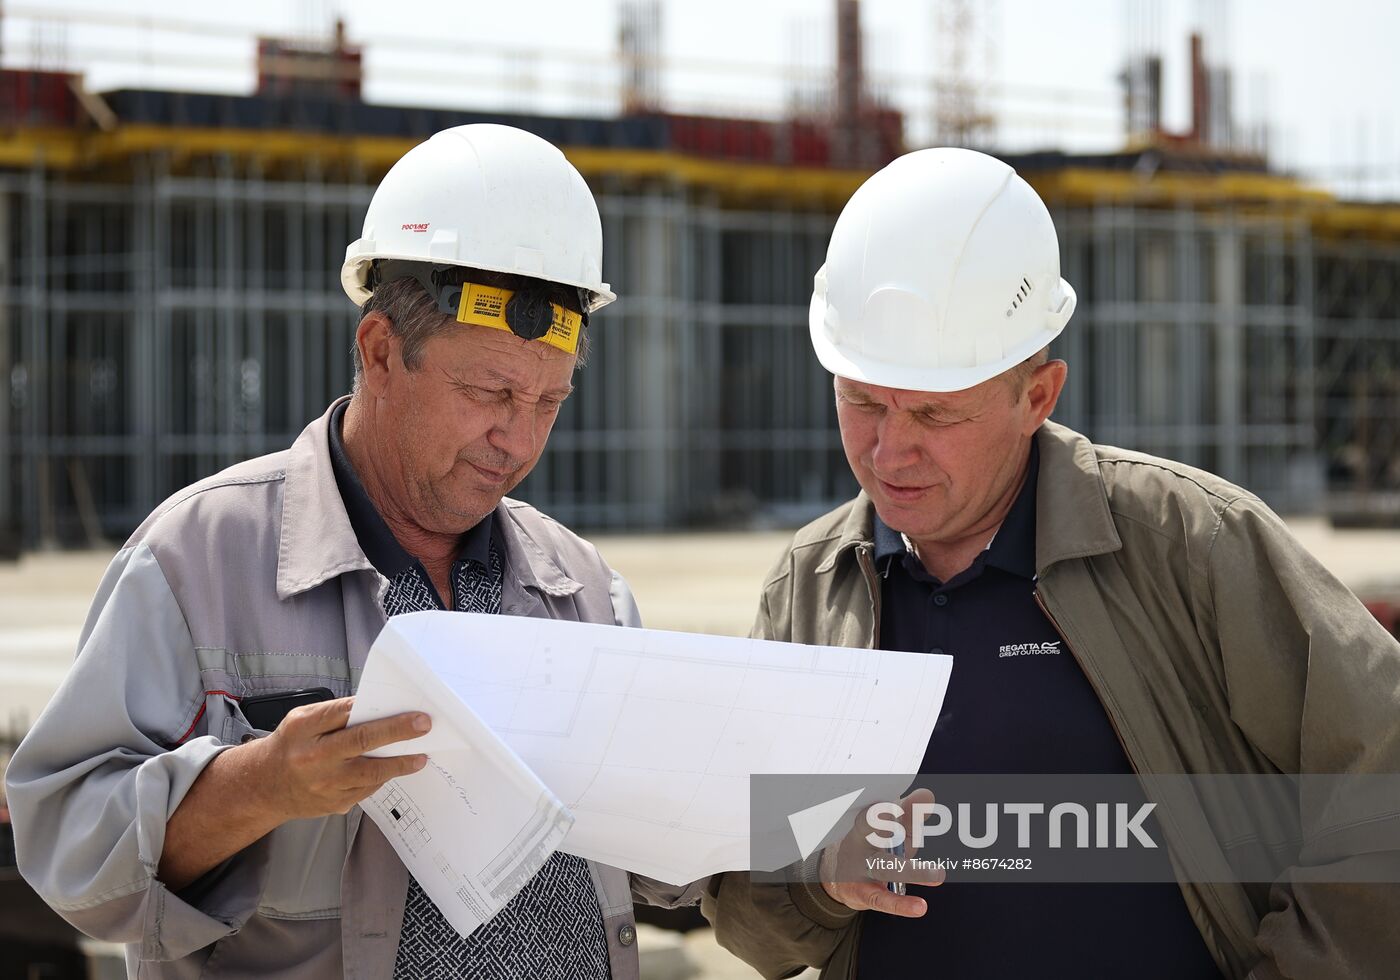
[1033,587,1251,976]
[855,544,882,649]
[1032,587,1140,776]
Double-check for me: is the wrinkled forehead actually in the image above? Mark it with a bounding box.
[834,374,992,413]
[426,321,577,394]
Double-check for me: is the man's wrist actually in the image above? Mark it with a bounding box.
[789,844,861,927]
[217,735,287,830]
[818,844,840,902]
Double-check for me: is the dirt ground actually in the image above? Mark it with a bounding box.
[2,519,1398,977]
[5,517,1398,732]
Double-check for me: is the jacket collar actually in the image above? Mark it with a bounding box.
[277,397,374,600]
[495,501,584,599]
[815,489,880,574]
[1031,419,1122,574]
[814,419,1121,577]
[277,396,582,601]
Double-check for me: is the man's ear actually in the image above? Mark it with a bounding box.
[356,313,396,397]
[1023,359,1068,436]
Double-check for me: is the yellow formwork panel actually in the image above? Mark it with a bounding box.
[0,124,868,207]
[0,124,414,171]
[3,122,1398,235]
[1027,167,1400,242]
[1025,166,1334,208]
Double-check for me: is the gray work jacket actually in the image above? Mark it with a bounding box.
[6,397,701,978]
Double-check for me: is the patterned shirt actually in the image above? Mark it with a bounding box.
[328,403,610,980]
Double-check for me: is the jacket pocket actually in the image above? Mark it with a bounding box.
[210,694,346,919]
[220,704,271,745]
[256,815,348,920]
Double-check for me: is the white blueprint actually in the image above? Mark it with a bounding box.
[353,610,951,895]
[348,629,573,940]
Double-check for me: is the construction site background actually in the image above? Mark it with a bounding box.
[0,1,1396,554]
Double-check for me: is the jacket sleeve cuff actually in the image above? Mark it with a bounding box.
[609,570,643,629]
[631,873,712,909]
[140,841,272,961]
[134,738,272,960]
[787,852,860,929]
[37,737,273,961]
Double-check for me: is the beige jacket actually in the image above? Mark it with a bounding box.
[703,420,1400,980]
[6,398,700,978]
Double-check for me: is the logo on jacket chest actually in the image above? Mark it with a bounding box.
[997,640,1062,658]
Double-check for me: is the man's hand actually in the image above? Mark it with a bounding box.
[159,697,430,890]
[252,697,431,820]
[819,787,943,918]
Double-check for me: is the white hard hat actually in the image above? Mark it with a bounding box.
[342,124,616,312]
[809,146,1075,392]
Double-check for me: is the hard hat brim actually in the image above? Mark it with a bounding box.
[809,280,1075,393]
[341,249,617,313]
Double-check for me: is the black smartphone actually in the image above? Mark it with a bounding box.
[240,687,336,732]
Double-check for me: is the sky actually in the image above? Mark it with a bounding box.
[5,0,1399,198]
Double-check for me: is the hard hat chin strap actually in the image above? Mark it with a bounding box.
[368,259,588,354]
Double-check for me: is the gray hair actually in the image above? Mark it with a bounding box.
[1006,346,1051,398]
[351,266,591,389]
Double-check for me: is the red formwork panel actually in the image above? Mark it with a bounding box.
[662,113,781,165]
[0,70,82,128]
[659,109,903,169]
[785,121,833,166]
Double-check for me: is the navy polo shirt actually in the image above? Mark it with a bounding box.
[857,441,1222,978]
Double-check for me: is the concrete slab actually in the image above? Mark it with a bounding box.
[3,517,1399,729]
[1,518,1395,980]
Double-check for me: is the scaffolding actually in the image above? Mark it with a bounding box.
[1051,206,1320,511]
[2,123,1398,548]
[1035,165,1400,522]
[0,141,857,544]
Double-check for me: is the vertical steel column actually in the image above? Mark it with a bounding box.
[673,186,699,522]
[1173,206,1203,469]
[1090,203,1116,445]
[288,169,309,434]
[23,162,48,547]
[217,154,239,470]
[698,190,724,521]
[151,155,172,505]
[1292,215,1320,512]
[632,186,673,526]
[0,191,11,544]
[1214,213,1243,486]
[192,166,213,481]
[47,176,70,542]
[305,158,327,415]
[1114,208,1137,451]
[131,160,156,526]
[246,161,268,445]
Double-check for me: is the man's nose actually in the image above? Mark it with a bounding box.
[487,403,537,464]
[871,414,924,473]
